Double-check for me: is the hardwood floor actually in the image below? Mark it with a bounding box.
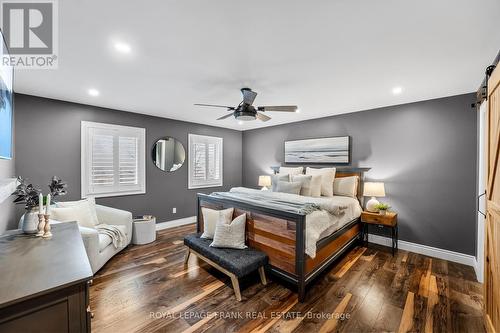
[90,224,485,333]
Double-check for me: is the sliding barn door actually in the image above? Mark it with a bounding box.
[485,65,500,333]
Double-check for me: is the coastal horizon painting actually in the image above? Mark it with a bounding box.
[285,136,350,164]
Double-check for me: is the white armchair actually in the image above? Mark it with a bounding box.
[78,205,132,274]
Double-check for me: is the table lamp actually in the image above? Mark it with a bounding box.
[258,175,272,191]
[363,182,385,212]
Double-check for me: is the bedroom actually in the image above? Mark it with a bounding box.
[0,1,499,332]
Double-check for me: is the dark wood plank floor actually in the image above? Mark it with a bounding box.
[90,224,485,333]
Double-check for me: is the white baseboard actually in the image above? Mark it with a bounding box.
[156,216,196,231]
[155,218,478,278]
[473,259,484,283]
[367,234,476,269]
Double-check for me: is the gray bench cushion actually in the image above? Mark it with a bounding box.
[184,234,268,278]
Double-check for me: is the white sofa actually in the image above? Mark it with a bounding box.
[78,205,133,273]
[49,204,133,274]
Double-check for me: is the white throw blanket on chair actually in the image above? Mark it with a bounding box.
[95,224,126,248]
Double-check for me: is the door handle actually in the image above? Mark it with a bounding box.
[478,190,486,218]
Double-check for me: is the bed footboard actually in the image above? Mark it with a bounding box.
[196,193,361,302]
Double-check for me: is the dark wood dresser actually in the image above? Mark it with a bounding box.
[0,221,93,332]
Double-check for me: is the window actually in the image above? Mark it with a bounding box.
[81,121,145,198]
[188,134,223,189]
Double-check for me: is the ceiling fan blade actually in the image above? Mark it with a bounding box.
[216,113,234,120]
[194,103,234,110]
[257,105,298,112]
[256,112,271,122]
[241,89,257,105]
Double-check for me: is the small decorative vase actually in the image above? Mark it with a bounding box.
[19,209,40,234]
[379,209,387,216]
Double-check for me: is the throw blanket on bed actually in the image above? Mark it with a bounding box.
[210,187,356,259]
[95,224,126,248]
[211,187,347,216]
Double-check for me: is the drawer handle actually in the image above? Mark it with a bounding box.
[87,306,94,319]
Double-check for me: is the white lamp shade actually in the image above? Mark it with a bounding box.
[258,175,272,187]
[363,182,385,197]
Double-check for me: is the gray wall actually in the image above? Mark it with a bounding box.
[14,94,242,224]
[10,92,478,255]
[242,93,477,255]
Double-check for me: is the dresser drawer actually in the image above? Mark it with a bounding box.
[361,212,396,226]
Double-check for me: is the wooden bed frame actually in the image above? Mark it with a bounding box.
[196,167,370,302]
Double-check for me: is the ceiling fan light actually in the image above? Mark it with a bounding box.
[234,110,256,121]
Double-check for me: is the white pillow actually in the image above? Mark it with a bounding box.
[279,166,303,175]
[306,167,336,197]
[210,213,247,249]
[309,175,322,197]
[57,197,99,226]
[200,207,234,239]
[51,203,96,229]
[333,176,359,198]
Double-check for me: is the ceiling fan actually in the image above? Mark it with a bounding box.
[194,88,298,122]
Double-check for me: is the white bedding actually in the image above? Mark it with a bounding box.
[305,196,362,258]
[225,187,362,258]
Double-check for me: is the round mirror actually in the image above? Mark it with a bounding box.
[152,137,186,172]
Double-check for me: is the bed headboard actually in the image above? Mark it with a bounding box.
[270,166,371,203]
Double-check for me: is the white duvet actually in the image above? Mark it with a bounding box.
[304,196,362,257]
[227,187,362,258]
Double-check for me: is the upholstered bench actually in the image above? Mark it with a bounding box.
[183,234,268,301]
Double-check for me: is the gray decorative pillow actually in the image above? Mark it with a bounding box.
[200,207,234,239]
[210,213,247,249]
[291,174,313,196]
[275,181,302,195]
[271,173,289,191]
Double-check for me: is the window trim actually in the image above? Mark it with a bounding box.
[188,134,223,189]
[81,121,146,198]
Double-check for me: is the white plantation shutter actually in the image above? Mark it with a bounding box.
[188,134,223,189]
[91,133,114,186]
[82,122,145,198]
[193,142,207,181]
[119,137,138,185]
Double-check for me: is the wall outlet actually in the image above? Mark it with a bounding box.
[172,207,177,214]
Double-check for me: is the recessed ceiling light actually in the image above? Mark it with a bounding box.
[392,86,403,95]
[88,88,100,97]
[114,42,131,54]
[296,108,301,113]
[238,121,244,125]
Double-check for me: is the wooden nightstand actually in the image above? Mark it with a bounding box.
[361,211,398,255]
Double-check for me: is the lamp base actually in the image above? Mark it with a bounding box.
[366,197,380,212]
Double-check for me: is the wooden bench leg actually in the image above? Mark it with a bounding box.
[258,267,267,286]
[184,248,190,265]
[230,275,242,301]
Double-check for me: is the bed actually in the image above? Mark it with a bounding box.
[196,167,369,302]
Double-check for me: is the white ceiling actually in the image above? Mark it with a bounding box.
[14,0,500,131]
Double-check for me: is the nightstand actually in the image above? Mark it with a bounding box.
[361,211,398,255]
